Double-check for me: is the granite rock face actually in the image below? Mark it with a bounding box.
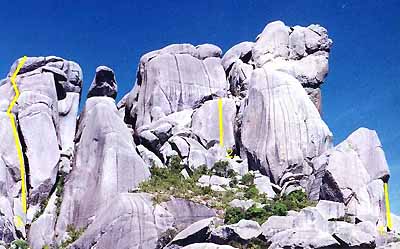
[125,43,228,129]
[55,74,150,242]
[0,20,396,249]
[241,67,332,185]
[316,128,389,226]
[87,66,117,99]
[222,21,332,112]
[0,56,82,241]
[70,193,174,249]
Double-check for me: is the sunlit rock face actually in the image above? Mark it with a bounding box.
[55,67,150,242]
[315,128,390,226]
[241,67,332,186]
[0,20,395,249]
[125,43,228,130]
[0,56,82,242]
[222,21,332,112]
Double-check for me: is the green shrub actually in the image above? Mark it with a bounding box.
[33,197,49,222]
[11,240,29,249]
[245,205,269,224]
[241,173,255,186]
[168,155,183,173]
[244,185,259,199]
[279,190,311,211]
[211,160,230,177]
[224,207,245,224]
[191,164,210,181]
[271,201,288,216]
[229,177,239,188]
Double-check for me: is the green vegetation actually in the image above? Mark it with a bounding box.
[139,155,314,226]
[33,197,49,222]
[55,175,65,217]
[244,185,259,199]
[211,160,236,178]
[10,240,29,249]
[240,172,255,186]
[224,190,313,225]
[139,157,238,207]
[228,238,269,249]
[59,224,86,249]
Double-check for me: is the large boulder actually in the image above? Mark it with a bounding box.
[268,228,340,249]
[55,69,150,242]
[87,66,117,99]
[241,67,332,185]
[223,21,332,111]
[191,98,237,149]
[126,43,228,129]
[161,198,217,231]
[182,243,237,249]
[70,193,174,249]
[170,217,221,247]
[317,128,389,225]
[316,200,345,221]
[0,56,82,230]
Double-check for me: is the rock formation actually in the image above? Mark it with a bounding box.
[0,20,397,249]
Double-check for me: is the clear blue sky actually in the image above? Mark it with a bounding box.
[1,0,399,213]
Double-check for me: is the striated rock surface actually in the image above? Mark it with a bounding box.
[55,69,150,242]
[0,20,396,249]
[126,43,228,129]
[317,128,389,225]
[241,67,332,185]
[70,193,174,249]
[0,56,82,240]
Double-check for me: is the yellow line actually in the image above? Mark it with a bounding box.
[384,182,392,230]
[6,56,27,216]
[218,98,224,147]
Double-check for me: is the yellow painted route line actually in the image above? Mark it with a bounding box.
[384,182,392,230]
[218,98,224,147]
[6,56,27,225]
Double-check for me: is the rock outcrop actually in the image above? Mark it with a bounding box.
[315,128,389,226]
[55,67,150,243]
[0,20,396,249]
[0,56,82,241]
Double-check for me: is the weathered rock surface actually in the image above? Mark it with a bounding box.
[0,56,82,238]
[170,217,221,247]
[161,199,217,231]
[268,228,340,249]
[316,200,345,220]
[55,73,150,241]
[241,67,332,185]
[126,43,228,129]
[87,66,117,99]
[182,243,237,249]
[70,193,174,249]
[191,98,236,149]
[0,20,396,249]
[317,128,389,225]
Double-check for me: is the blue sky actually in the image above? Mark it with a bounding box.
[1,0,399,213]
